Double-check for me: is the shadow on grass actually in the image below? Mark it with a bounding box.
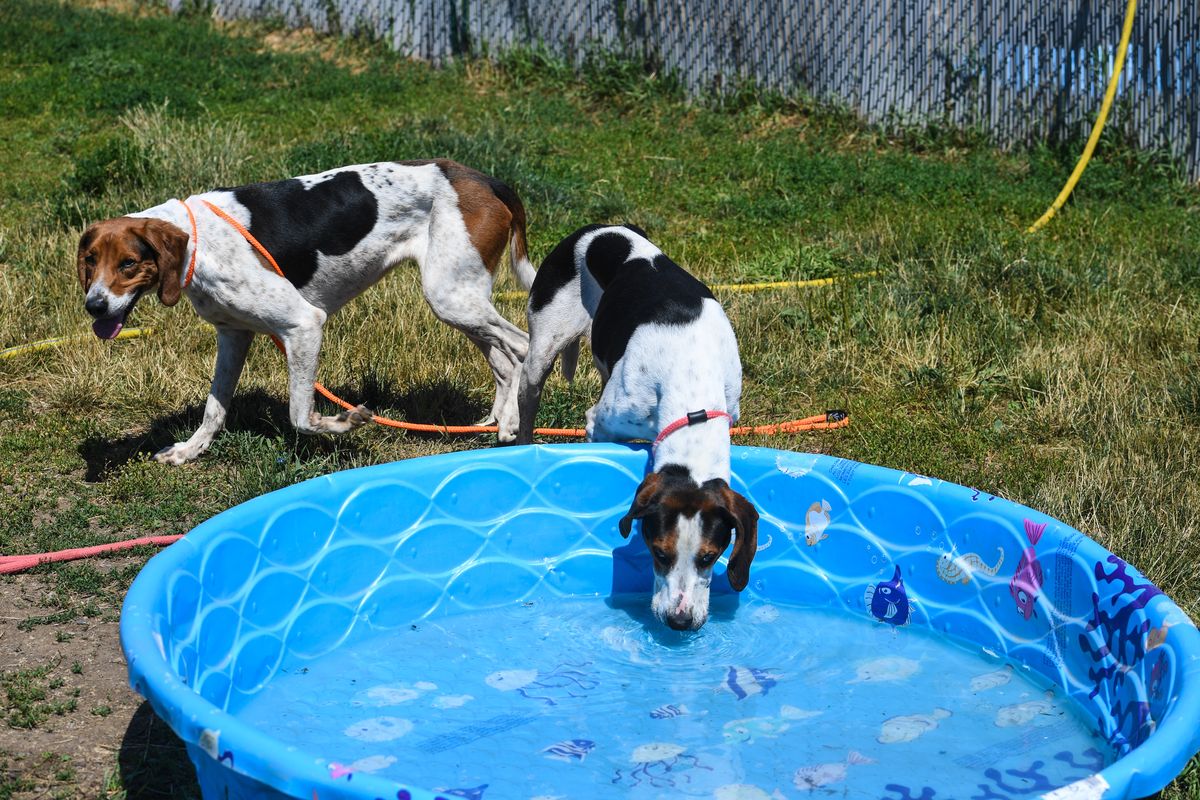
[118,702,200,800]
[77,379,490,481]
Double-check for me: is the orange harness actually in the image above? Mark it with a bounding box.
[180,198,851,437]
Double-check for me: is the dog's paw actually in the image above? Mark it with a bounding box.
[154,443,198,465]
[343,404,373,427]
[309,405,374,433]
[496,423,518,444]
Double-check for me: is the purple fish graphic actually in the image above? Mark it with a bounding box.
[1009,519,1046,620]
[864,565,912,626]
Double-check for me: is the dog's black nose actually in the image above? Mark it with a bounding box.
[85,296,109,318]
[666,611,694,631]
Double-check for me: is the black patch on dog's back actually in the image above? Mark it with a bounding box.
[584,232,634,289]
[528,224,605,312]
[227,170,378,289]
[528,224,648,312]
[590,252,713,371]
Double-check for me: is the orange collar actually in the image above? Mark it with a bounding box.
[176,198,286,289]
[177,199,199,290]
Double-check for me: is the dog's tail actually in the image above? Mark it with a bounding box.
[560,337,581,382]
[487,177,537,291]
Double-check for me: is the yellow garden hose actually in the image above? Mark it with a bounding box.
[0,327,153,360]
[1027,0,1138,233]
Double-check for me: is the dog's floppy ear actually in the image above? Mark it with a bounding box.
[138,218,189,307]
[716,483,759,591]
[76,225,99,291]
[618,472,665,538]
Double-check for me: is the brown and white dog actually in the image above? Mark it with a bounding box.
[500,224,758,630]
[76,160,534,464]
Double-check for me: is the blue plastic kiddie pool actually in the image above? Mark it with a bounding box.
[120,444,1200,800]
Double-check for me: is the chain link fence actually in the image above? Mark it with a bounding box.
[179,0,1200,181]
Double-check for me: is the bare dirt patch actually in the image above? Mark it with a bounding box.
[0,565,197,799]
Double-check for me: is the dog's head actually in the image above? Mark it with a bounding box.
[619,465,759,631]
[76,216,189,339]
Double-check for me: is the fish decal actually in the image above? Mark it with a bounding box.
[343,716,413,742]
[1009,520,1046,620]
[864,565,913,626]
[1148,653,1168,700]
[541,739,596,762]
[1146,621,1176,651]
[328,754,396,780]
[724,666,780,700]
[969,665,1013,692]
[995,691,1059,727]
[937,547,1004,584]
[649,704,688,719]
[793,751,875,790]
[877,707,951,743]
[723,705,822,744]
[847,656,920,684]
[804,500,832,545]
[722,716,791,744]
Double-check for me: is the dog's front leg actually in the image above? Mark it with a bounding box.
[281,315,372,435]
[154,328,253,465]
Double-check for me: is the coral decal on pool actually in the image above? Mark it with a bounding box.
[804,500,832,545]
[792,750,874,790]
[723,666,780,700]
[937,548,1004,584]
[884,748,1107,799]
[541,738,596,762]
[1009,520,1046,620]
[612,743,712,788]
[877,707,951,743]
[865,565,913,626]
[484,662,597,705]
[1080,554,1165,754]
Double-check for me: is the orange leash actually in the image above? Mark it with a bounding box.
[194,199,851,438]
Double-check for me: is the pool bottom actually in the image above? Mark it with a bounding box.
[237,596,1111,799]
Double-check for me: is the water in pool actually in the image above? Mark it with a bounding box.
[239,596,1111,799]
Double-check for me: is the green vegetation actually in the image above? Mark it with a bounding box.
[0,0,1197,796]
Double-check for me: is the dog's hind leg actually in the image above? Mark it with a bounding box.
[155,328,253,465]
[420,264,529,427]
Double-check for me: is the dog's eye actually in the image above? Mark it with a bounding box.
[119,258,137,271]
[652,547,668,561]
[697,553,717,566]
[84,254,96,266]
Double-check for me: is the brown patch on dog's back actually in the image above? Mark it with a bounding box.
[432,160,522,274]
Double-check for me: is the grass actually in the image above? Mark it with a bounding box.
[0,0,1198,796]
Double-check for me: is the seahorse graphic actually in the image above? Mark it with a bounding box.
[936,547,1004,584]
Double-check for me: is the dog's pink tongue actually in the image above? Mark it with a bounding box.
[92,317,123,340]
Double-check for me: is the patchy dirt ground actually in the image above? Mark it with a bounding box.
[0,563,199,799]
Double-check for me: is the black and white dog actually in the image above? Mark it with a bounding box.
[77,160,534,464]
[499,224,759,630]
